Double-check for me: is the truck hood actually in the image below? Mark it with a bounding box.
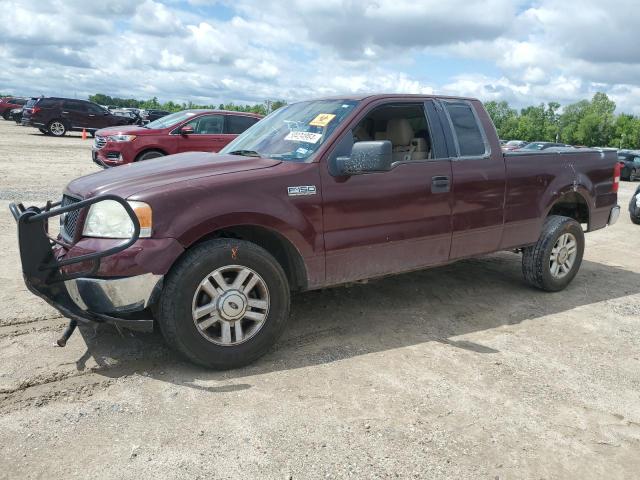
[65,152,281,199]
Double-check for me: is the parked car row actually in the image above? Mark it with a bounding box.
[3,95,263,168]
[501,140,574,152]
[0,96,28,120]
[2,96,174,134]
[617,150,640,181]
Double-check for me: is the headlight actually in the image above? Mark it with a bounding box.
[83,200,152,238]
[107,134,136,142]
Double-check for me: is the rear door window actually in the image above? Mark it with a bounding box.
[38,98,59,108]
[87,103,106,114]
[63,100,87,112]
[184,114,224,134]
[443,101,487,157]
[225,115,259,134]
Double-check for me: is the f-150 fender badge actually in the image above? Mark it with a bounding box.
[288,186,317,196]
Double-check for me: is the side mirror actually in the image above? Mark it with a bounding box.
[180,125,195,135]
[332,140,393,176]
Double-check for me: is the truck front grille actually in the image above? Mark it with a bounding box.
[60,194,82,241]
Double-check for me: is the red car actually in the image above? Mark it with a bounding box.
[92,109,263,167]
[0,97,28,120]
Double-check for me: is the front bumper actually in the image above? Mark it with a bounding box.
[66,273,163,314]
[9,196,155,332]
[93,147,126,168]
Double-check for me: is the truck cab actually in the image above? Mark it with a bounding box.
[10,94,620,369]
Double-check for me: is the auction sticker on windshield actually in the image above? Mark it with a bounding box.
[284,131,323,144]
[309,113,336,127]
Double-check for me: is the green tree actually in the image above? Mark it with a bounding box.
[613,114,640,149]
[485,100,518,139]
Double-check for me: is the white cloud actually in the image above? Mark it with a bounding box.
[0,0,639,113]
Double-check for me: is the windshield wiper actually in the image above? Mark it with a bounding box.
[227,150,260,157]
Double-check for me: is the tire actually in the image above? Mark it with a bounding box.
[47,119,67,136]
[136,150,164,161]
[157,239,291,369]
[2,111,10,120]
[631,215,640,225]
[522,215,585,292]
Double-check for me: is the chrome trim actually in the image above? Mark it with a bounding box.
[94,136,107,149]
[65,273,163,314]
[608,205,621,226]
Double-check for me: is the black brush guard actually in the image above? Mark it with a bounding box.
[9,195,153,346]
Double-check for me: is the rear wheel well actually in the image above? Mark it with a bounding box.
[192,226,308,291]
[548,192,589,228]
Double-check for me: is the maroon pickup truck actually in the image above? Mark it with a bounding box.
[10,94,621,369]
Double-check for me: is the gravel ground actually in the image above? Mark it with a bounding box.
[0,120,639,479]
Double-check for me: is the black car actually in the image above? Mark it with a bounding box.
[21,97,135,136]
[617,150,640,181]
[629,185,640,224]
[145,109,171,122]
[516,141,571,151]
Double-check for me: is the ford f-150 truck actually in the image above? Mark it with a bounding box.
[10,94,621,369]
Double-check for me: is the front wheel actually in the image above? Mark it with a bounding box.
[157,239,290,369]
[47,120,67,136]
[522,215,584,292]
[136,150,164,162]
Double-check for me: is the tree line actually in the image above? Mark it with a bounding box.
[87,93,287,116]
[485,92,640,149]
[7,90,638,149]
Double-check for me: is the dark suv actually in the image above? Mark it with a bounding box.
[22,97,135,136]
[0,97,28,120]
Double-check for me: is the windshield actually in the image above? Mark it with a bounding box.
[146,110,198,129]
[506,140,523,146]
[522,143,545,150]
[220,99,359,161]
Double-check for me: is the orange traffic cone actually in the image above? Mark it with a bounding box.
[81,128,87,140]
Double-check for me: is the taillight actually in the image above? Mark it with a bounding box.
[31,106,41,115]
[613,162,621,193]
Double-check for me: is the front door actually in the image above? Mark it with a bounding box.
[61,100,89,129]
[86,103,111,130]
[177,114,230,152]
[320,101,453,285]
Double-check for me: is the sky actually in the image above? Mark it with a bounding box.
[1,0,640,113]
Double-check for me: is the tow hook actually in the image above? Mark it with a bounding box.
[56,319,78,347]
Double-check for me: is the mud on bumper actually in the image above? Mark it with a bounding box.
[9,196,156,335]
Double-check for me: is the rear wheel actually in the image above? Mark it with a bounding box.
[47,119,67,136]
[631,215,640,225]
[157,239,290,369]
[2,111,10,120]
[136,150,164,161]
[522,215,584,291]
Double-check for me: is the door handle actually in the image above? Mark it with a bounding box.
[431,175,450,193]
[62,111,69,114]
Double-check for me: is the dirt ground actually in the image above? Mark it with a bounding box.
[0,119,639,479]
